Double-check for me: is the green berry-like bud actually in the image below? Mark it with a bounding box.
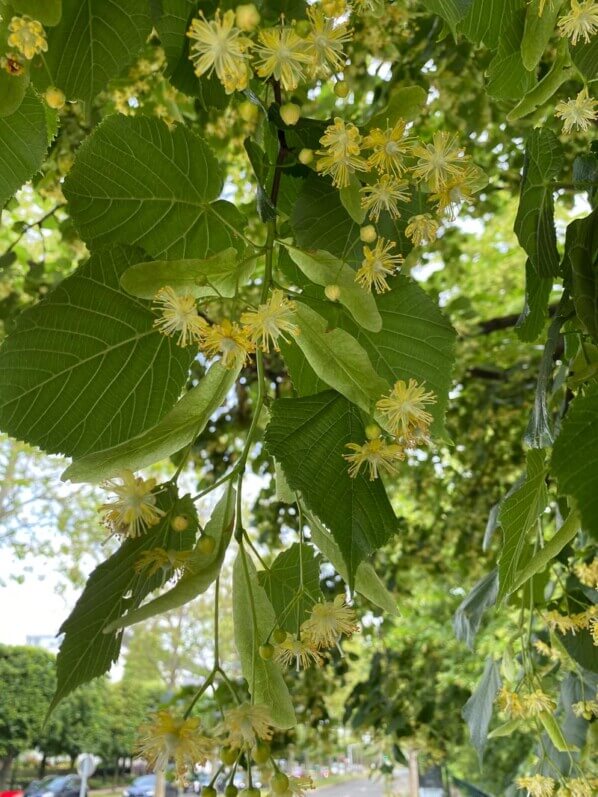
[295,19,310,36]
[325,284,341,302]
[240,790,261,797]
[272,627,287,644]
[221,746,239,765]
[365,423,381,440]
[197,534,216,555]
[280,103,301,126]
[334,80,349,98]
[298,148,314,165]
[225,786,239,797]
[253,741,271,764]
[44,86,66,110]
[201,788,217,797]
[271,772,290,794]
[259,643,274,660]
[360,225,377,243]
[170,515,189,532]
[238,100,259,123]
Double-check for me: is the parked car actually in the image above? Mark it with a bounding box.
[24,776,85,797]
[123,775,177,797]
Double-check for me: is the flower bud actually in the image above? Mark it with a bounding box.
[197,535,216,555]
[171,515,189,532]
[235,3,260,31]
[360,225,377,243]
[298,148,314,165]
[334,80,349,98]
[259,643,274,660]
[280,102,301,126]
[325,284,341,302]
[365,423,381,440]
[44,86,66,110]
[238,100,258,123]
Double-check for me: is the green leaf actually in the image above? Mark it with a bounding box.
[292,303,388,414]
[365,85,428,129]
[514,128,563,279]
[36,0,152,103]
[12,0,62,25]
[0,91,49,206]
[419,1,472,32]
[515,260,553,343]
[453,570,498,650]
[538,711,578,753]
[265,391,399,583]
[121,249,258,301]
[571,37,598,81]
[63,361,240,483]
[508,512,581,595]
[486,10,535,101]
[507,44,575,123]
[459,0,520,48]
[521,0,564,71]
[289,277,456,438]
[462,657,501,764]
[0,68,29,119]
[308,513,399,616]
[233,548,296,728]
[339,174,367,225]
[553,385,598,539]
[50,488,196,712]
[566,208,598,344]
[103,485,236,632]
[282,244,382,332]
[0,246,191,459]
[156,0,198,96]
[63,115,245,259]
[488,718,525,739]
[497,451,547,601]
[259,543,323,633]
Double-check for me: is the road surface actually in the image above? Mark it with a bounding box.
[313,775,409,796]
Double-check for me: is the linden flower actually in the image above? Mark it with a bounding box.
[360,175,410,222]
[496,688,525,718]
[187,10,252,94]
[99,470,165,538]
[405,214,439,246]
[240,290,299,352]
[302,595,359,649]
[363,120,412,177]
[571,699,598,718]
[274,633,324,671]
[521,690,557,717]
[555,88,598,133]
[201,319,254,368]
[558,1,598,45]
[305,6,352,77]
[376,379,437,440]
[316,117,368,188]
[253,25,311,91]
[561,779,593,797]
[0,53,26,76]
[134,547,191,577]
[356,237,403,293]
[7,16,48,60]
[343,438,405,480]
[219,703,274,748]
[430,166,479,220]
[137,710,212,782]
[516,775,555,797]
[575,558,598,588]
[411,131,468,190]
[153,287,208,347]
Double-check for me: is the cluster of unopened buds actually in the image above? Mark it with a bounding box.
[137,702,316,795]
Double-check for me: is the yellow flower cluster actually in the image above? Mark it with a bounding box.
[555,88,598,133]
[516,775,555,797]
[496,687,556,719]
[137,710,213,783]
[151,287,300,368]
[574,557,598,589]
[274,595,359,670]
[544,606,598,643]
[186,3,353,94]
[99,470,165,538]
[558,1,598,46]
[7,15,47,60]
[344,379,437,480]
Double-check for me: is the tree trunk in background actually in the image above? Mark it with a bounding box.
[0,753,15,790]
[408,749,419,797]
[39,753,47,779]
[155,770,166,797]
